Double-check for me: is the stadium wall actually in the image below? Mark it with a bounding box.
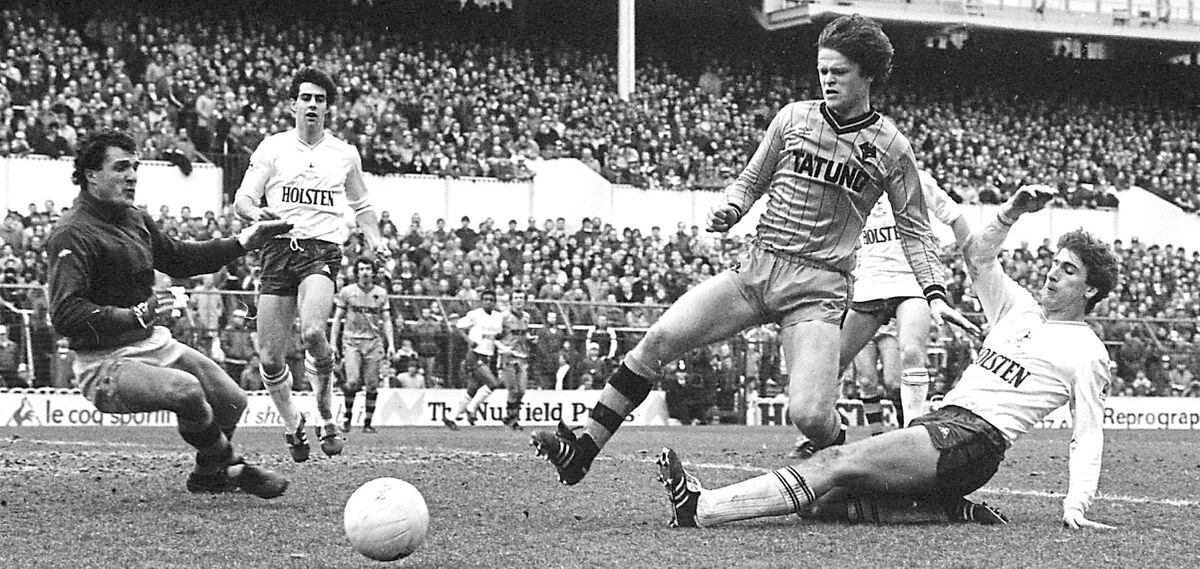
[0,156,224,217]
[2,156,1195,251]
[0,388,669,428]
[748,394,1200,430]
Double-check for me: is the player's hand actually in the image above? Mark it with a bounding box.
[132,290,176,328]
[238,220,295,250]
[1062,509,1114,530]
[707,203,741,233]
[386,346,397,360]
[1009,184,1058,215]
[243,206,281,222]
[930,299,981,338]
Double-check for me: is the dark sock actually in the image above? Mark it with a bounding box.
[583,363,652,449]
[343,392,356,423]
[180,423,232,473]
[364,391,377,426]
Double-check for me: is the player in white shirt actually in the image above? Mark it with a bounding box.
[659,184,1117,531]
[233,68,385,462]
[789,171,979,457]
[443,290,506,429]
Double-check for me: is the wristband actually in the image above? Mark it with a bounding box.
[923,284,948,305]
[997,209,1019,227]
[131,302,151,329]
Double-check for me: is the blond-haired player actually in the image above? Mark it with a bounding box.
[533,15,952,486]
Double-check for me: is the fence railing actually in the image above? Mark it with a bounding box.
[1,284,1196,400]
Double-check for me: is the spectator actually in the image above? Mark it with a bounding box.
[0,326,20,387]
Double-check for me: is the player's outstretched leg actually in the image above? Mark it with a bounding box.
[528,361,649,484]
[656,447,702,528]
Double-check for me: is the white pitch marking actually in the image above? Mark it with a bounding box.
[11,437,1198,508]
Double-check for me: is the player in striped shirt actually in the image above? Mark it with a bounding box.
[331,259,395,434]
[532,15,950,486]
[234,68,386,462]
[789,170,980,458]
[659,184,1117,531]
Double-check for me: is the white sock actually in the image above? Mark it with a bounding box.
[262,365,300,432]
[900,368,931,427]
[450,392,472,420]
[465,385,494,417]
[697,465,815,527]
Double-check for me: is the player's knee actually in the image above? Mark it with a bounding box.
[637,325,682,362]
[300,326,328,351]
[167,380,213,422]
[899,345,926,369]
[260,357,287,373]
[786,398,828,433]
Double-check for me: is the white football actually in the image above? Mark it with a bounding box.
[344,477,429,561]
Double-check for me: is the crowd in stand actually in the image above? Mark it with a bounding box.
[3,197,1200,399]
[3,0,1200,210]
[3,0,1200,402]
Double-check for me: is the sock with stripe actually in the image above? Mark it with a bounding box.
[861,395,885,436]
[899,368,931,427]
[261,364,300,432]
[343,389,357,426]
[583,359,654,450]
[364,391,377,427]
[697,465,817,527]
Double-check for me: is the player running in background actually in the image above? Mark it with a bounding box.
[48,130,293,498]
[331,259,395,434]
[789,170,979,457]
[532,14,952,485]
[658,185,1116,531]
[443,289,505,429]
[497,291,537,430]
[234,67,385,462]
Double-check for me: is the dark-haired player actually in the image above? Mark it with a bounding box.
[48,130,293,498]
[331,258,394,434]
[532,14,950,486]
[659,185,1116,531]
[443,290,504,429]
[234,67,386,462]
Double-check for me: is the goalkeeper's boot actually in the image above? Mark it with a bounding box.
[229,457,289,499]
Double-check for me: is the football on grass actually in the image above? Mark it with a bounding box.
[344,477,430,561]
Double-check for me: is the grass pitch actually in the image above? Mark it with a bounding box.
[1,425,1196,568]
